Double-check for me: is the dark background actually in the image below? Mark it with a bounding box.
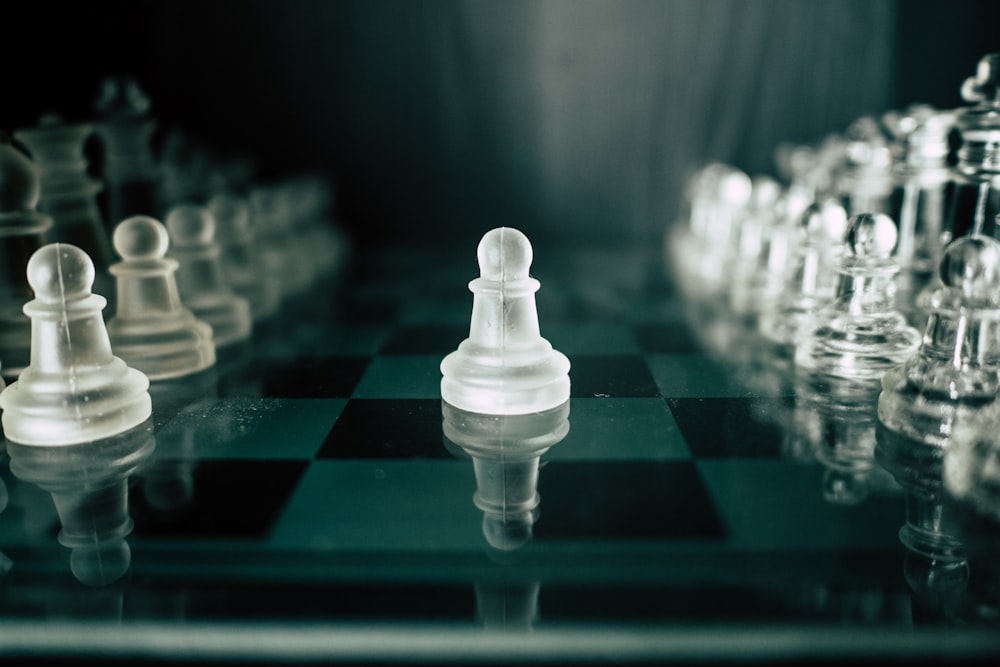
[3,0,998,246]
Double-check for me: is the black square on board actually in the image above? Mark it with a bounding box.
[131,460,307,539]
[534,461,725,540]
[568,355,660,398]
[379,324,468,355]
[318,399,452,459]
[256,356,371,398]
[667,397,791,458]
[633,323,700,354]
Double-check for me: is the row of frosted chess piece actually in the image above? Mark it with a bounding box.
[0,213,241,447]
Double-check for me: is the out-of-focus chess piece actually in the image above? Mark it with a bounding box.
[165,203,252,360]
[14,114,115,302]
[107,215,216,380]
[442,400,570,552]
[668,164,752,301]
[0,136,53,380]
[727,175,783,319]
[881,104,955,325]
[5,419,155,586]
[759,198,848,360]
[92,75,159,224]
[837,115,894,217]
[207,192,281,323]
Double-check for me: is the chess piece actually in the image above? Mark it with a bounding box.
[14,114,115,300]
[795,212,920,389]
[913,55,1000,321]
[940,54,1000,242]
[6,419,154,586]
[441,227,570,415]
[759,198,848,356]
[442,400,570,551]
[882,105,954,324]
[837,115,894,217]
[92,75,159,223]
[0,137,52,380]
[106,215,216,380]
[165,203,252,351]
[0,243,151,446]
[877,234,1000,562]
[668,164,752,300]
[207,192,280,322]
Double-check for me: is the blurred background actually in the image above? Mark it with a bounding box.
[3,0,999,247]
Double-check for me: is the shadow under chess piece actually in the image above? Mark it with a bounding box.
[5,419,155,586]
[0,243,151,446]
[441,227,570,415]
[107,215,216,381]
[0,137,53,380]
[442,400,570,552]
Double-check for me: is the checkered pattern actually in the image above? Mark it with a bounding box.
[0,241,917,628]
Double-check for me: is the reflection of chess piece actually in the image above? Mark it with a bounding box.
[794,372,899,506]
[878,234,1000,558]
[442,400,569,552]
[474,581,541,631]
[6,419,155,586]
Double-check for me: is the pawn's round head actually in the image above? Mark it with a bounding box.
[113,215,169,260]
[801,199,848,242]
[845,213,897,258]
[165,204,215,247]
[27,243,94,301]
[477,227,532,281]
[939,234,1000,301]
[208,194,251,234]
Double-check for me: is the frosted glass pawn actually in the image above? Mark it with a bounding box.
[795,213,921,388]
[0,244,151,446]
[165,204,252,350]
[207,193,280,322]
[441,228,570,415]
[107,215,216,380]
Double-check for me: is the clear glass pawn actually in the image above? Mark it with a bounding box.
[795,212,921,390]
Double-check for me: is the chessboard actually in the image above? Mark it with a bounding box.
[1,234,998,666]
